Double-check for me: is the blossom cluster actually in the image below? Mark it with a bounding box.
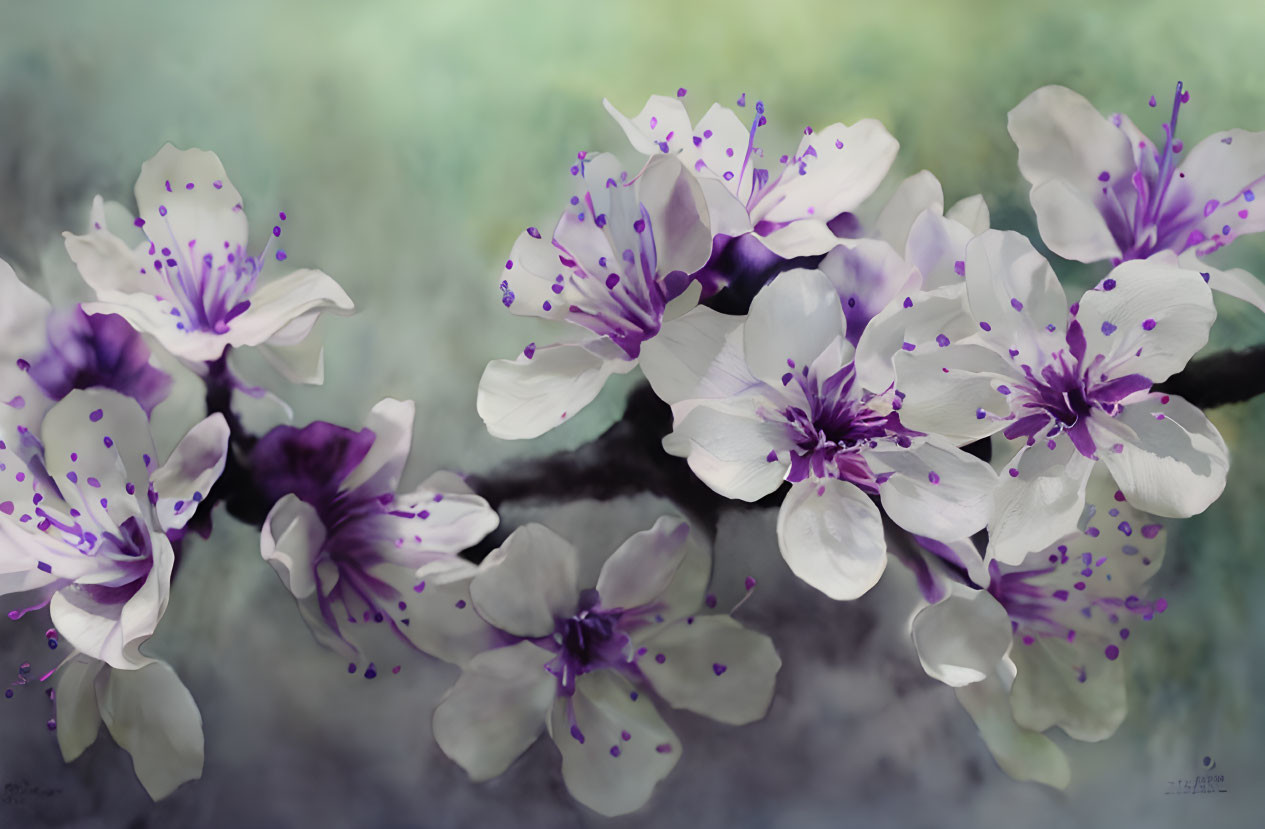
[0,80,1257,814]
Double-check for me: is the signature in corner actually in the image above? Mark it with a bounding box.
[1164,755,1229,795]
[1,779,62,807]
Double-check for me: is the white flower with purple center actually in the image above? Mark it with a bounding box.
[604,91,899,257]
[1010,83,1265,312]
[0,388,228,670]
[257,399,500,668]
[639,268,998,600]
[64,145,354,378]
[478,151,714,439]
[54,654,204,800]
[429,517,780,817]
[882,229,1227,563]
[910,472,1167,788]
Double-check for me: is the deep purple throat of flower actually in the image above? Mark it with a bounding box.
[27,307,172,416]
[999,320,1151,458]
[774,361,921,491]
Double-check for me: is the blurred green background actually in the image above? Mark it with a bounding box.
[0,0,1261,826]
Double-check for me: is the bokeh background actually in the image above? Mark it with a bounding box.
[1,0,1262,826]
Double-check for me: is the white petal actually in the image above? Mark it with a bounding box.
[945,194,991,235]
[1009,636,1125,742]
[1196,263,1265,313]
[55,656,105,762]
[887,343,1015,443]
[743,268,846,388]
[226,269,354,348]
[639,615,780,725]
[134,144,248,255]
[755,119,899,226]
[662,279,703,323]
[692,103,759,205]
[1175,128,1265,237]
[911,590,1012,687]
[432,641,556,781]
[755,219,849,258]
[637,155,713,277]
[470,524,578,638]
[603,95,694,157]
[964,230,1068,356]
[664,397,790,502]
[341,398,415,494]
[776,478,887,600]
[81,293,227,362]
[51,532,174,670]
[902,210,974,290]
[639,306,755,406]
[1074,262,1214,383]
[954,671,1070,789]
[549,670,680,817]
[379,480,498,559]
[406,558,503,665]
[98,660,205,800]
[63,228,160,297]
[875,171,945,252]
[989,435,1094,566]
[0,257,53,357]
[853,284,976,393]
[1008,85,1133,198]
[595,516,693,612]
[819,239,920,344]
[870,436,998,540]
[258,315,326,385]
[1029,178,1123,262]
[151,414,229,531]
[41,388,155,530]
[260,495,327,600]
[1101,394,1228,517]
[477,341,631,440]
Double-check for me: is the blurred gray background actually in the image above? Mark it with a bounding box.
[0,0,1261,826]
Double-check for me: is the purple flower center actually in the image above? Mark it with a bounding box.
[777,363,920,491]
[1100,82,1263,261]
[144,205,287,334]
[543,588,658,697]
[1001,321,1151,458]
[27,308,172,415]
[547,204,667,359]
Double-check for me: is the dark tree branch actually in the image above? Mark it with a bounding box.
[1154,343,1265,409]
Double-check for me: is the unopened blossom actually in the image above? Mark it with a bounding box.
[54,654,203,800]
[430,517,780,816]
[640,268,997,600]
[0,388,228,669]
[1010,83,1265,311]
[605,92,899,257]
[257,398,500,667]
[910,472,1167,787]
[478,151,714,439]
[64,146,354,377]
[881,229,1226,563]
